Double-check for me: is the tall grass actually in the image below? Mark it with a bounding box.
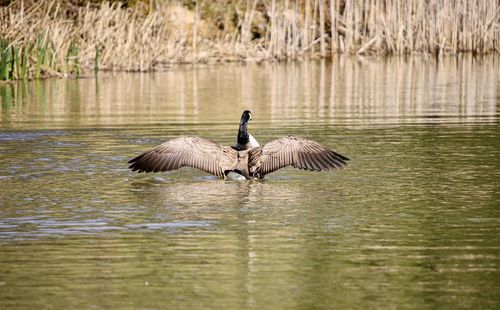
[0,1,83,80]
[0,0,498,80]
[257,0,499,56]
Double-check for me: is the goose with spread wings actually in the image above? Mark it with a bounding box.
[128,110,349,179]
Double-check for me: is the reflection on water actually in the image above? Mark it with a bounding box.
[1,55,498,128]
[0,56,499,309]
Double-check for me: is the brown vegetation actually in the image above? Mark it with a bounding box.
[0,0,499,79]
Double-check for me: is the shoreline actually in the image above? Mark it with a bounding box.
[0,52,498,85]
[1,0,499,81]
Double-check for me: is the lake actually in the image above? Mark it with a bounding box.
[0,55,499,308]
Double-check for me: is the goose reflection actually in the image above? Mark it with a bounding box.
[129,175,341,220]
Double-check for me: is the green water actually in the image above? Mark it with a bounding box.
[0,56,499,309]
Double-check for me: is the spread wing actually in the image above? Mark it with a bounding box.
[128,136,237,178]
[250,136,349,177]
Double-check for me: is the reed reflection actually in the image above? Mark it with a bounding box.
[0,55,497,128]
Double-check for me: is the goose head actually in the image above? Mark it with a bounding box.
[241,110,252,123]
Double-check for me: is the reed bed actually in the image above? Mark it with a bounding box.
[0,0,499,80]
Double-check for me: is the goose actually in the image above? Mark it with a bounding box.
[128,110,349,179]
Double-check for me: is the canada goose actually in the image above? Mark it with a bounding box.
[128,110,349,179]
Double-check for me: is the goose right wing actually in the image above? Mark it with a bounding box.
[251,136,349,177]
[128,136,237,177]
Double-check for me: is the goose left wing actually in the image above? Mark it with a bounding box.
[249,136,349,178]
[128,136,237,178]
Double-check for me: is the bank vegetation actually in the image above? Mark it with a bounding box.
[0,0,499,80]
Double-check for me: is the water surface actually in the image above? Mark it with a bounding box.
[0,55,499,309]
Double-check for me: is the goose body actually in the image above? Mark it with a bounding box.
[129,110,349,179]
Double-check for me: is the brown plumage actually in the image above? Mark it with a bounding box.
[129,111,349,179]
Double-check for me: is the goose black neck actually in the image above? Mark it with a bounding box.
[237,118,249,145]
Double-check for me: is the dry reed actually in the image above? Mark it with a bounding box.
[0,0,498,79]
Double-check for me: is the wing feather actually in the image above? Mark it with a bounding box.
[252,136,349,177]
[128,136,236,177]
